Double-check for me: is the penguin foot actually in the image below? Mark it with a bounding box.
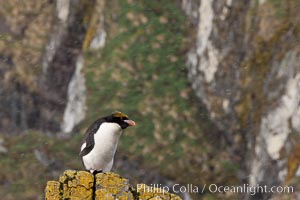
[91,170,103,175]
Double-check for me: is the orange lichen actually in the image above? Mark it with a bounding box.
[286,144,300,183]
[45,170,182,199]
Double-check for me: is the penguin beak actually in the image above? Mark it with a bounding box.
[124,119,136,126]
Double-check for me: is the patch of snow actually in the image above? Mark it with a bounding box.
[222,99,230,113]
[249,136,265,185]
[296,167,300,176]
[220,0,232,20]
[198,42,220,83]
[187,0,220,84]
[277,51,298,78]
[181,0,198,20]
[57,0,70,22]
[250,51,300,185]
[61,55,87,133]
[0,138,7,154]
[278,160,288,182]
[197,0,214,56]
[259,0,266,5]
[90,15,106,50]
[43,0,69,73]
[261,75,300,159]
[292,106,300,132]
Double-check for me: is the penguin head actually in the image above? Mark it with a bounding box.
[108,111,136,129]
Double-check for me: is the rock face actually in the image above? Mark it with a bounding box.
[45,170,181,200]
[184,0,300,198]
[0,0,101,134]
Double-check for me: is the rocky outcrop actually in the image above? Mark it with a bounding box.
[45,170,181,200]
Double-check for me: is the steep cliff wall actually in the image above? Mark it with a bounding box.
[184,0,300,199]
[0,0,104,133]
[0,1,55,133]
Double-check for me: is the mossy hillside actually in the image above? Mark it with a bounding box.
[0,132,83,200]
[83,0,231,186]
[0,1,54,89]
[268,0,288,17]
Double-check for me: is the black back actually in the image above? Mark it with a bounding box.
[79,112,131,157]
[79,118,106,157]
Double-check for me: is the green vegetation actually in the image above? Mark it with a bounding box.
[268,0,288,17]
[0,132,83,199]
[0,0,245,199]
[83,0,217,183]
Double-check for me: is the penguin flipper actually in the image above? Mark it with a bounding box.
[79,118,105,157]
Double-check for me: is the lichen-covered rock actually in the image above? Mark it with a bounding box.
[45,170,182,200]
[45,170,94,199]
[137,184,180,200]
[95,172,134,199]
[45,181,61,199]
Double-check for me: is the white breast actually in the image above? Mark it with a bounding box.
[81,122,122,172]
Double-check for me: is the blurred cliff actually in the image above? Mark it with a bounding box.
[0,0,299,199]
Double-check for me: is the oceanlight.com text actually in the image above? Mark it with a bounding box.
[208,184,294,196]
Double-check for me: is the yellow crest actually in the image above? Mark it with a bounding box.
[112,111,128,118]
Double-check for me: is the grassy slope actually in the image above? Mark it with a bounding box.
[83,0,236,191]
[0,132,83,199]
